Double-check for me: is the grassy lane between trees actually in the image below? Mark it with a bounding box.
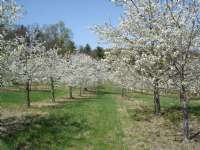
[0,86,125,150]
[1,85,200,149]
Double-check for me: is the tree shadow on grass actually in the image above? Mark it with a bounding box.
[162,105,200,141]
[30,97,97,110]
[0,114,44,138]
[1,113,90,150]
[28,94,99,111]
[97,90,119,96]
[188,105,200,117]
[58,96,96,103]
[127,107,154,122]
[163,105,200,123]
[59,95,95,100]
[127,103,200,142]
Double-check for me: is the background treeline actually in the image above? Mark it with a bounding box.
[2,21,105,59]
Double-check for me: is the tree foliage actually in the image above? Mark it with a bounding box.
[93,0,200,141]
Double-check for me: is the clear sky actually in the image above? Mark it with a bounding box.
[15,0,122,48]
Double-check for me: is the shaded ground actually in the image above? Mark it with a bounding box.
[117,94,200,150]
[0,88,124,150]
[1,86,200,149]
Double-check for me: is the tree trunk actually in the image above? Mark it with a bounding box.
[50,77,55,102]
[79,87,82,97]
[121,88,125,97]
[153,80,161,115]
[69,86,73,99]
[180,84,190,141]
[26,79,31,108]
[95,87,98,95]
[29,79,32,91]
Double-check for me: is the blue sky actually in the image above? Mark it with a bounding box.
[15,0,122,48]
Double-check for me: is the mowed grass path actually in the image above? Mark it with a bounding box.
[0,88,125,150]
[1,86,200,149]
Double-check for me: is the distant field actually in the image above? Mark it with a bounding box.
[0,85,200,149]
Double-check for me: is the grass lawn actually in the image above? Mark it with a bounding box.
[0,87,67,107]
[122,91,200,149]
[1,85,200,149]
[0,87,125,150]
[127,91,200,121]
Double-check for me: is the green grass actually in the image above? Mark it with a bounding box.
[0,88,66,107]
[127,91,200,126]
[0,88,124,150]
[128,91,200,110]
[1,85,200,149]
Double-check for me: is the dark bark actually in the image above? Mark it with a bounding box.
[121,88,126,97]
[26,79,31,108]
[50,77,55,102]
[153,80,161,115]
[29,79,32,91]
[180,84,190,141]
[79,87,82,97]
[95,87,98,95]
[69,86,73,99]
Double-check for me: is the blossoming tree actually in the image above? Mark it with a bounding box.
[93,0,200,141]
[93,0,171,115]
[0,0,23,86]
[61,53,108,98]
[40,48,64,102]
[8,37,45,107]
